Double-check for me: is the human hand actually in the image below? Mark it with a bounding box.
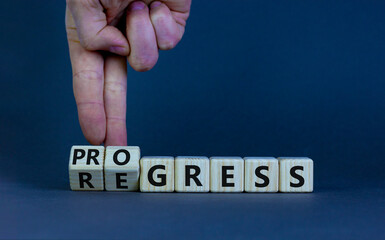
[65,0,191,145]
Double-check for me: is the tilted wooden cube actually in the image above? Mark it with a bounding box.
[175,156,210,192]
[210,157,244,192]
[104,146,140,191]
[140,156,174,192]
[244,157,279,192]
[69,146,105,191]
[279,157,313,192]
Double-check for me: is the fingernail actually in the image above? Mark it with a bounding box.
[151,1,162,9]
[130,2,145,11]
[110,46,127,55]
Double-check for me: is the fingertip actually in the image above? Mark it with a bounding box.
[77,104,106,145]
[149,2,181,50]
[150,1,162,9]
[104,120,127,146]
[157,36,178,50]
[102,26,130,56]
[86,135,105,146]
[81,122,106,145]
[81,26,130,56]
[128,1,147,11]
[128,55,158,72]
[109,45,130,56]
[82,127,105,146]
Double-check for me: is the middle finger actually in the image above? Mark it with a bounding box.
[126,1,159,72]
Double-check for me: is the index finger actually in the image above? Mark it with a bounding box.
[66,7,106,145]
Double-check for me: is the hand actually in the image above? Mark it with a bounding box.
[66,0,191,146]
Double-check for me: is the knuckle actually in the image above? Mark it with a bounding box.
[80,37,96,51]
[80,0,101,9]
[73,70,103,83]
[80,29,107,51]
[105,81,127,94]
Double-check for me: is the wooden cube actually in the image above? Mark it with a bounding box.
[104,146,140,191]
[279,157,313,192]
[210,157,244,192]
[175,156,210,192]
[244,157,278,192]
[140,157,174,192]
[69,146,105,191]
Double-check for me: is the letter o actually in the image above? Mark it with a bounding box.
[113,149,130,165]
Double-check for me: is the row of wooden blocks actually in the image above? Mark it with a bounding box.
[69,146,313,192]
